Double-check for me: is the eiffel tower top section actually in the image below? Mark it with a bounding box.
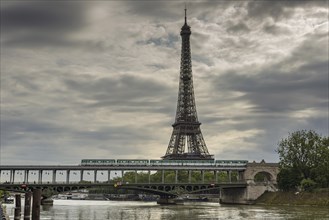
[162,8,213,160]
[181,7,191,35]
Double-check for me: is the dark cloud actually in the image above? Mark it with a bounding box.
[247,1,293,20]
[137,33,179,48]
[3,35,109,51]
[210,27,328,116]
[1,117,65,136]
[226,21,250,34]
[288,31,328,63]
[3,35,76,48]
[125,1,180,22]
[63,74,174,113]
[205,26,328,160]
[247,0,328,20]
[263,22,291,35]
[124,1,234,24]
[1,2,86,33]
[213,59,328,113]
[1,2,88,49]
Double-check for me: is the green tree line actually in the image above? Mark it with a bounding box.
[112,170,240,184]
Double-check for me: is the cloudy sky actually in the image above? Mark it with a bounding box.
[1,1,328,165]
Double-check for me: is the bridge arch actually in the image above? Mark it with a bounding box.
[243,160,279,183]
[253,171,274,182]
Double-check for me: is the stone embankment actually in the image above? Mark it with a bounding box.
[256,189,329,206]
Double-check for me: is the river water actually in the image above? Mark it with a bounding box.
[4,200,329,220]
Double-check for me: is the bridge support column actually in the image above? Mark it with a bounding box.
[175,170,178,184]
[148,170,151,183]
[162,170,165,183]
[66,170,70,184]
[94,170,97,183]
[24,192,32,220]
[188,170,192,183]
[228,171,232,182]
[121,171,124,182]
[38,170,42,184]
[107,170,110,183]
[11,170,14,184]
[238,171,244,181]
[215,171,218,183]
[201,171,204,183]
[53,170,56,184]
[135,170,138,184]
[24,170,28,183]
[80,170,83,182]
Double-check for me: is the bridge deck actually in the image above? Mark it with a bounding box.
[0,182,247,188]
[0,165,246,171]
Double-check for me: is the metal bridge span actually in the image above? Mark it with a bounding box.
[0,182,247,197]
[0,164,245,185]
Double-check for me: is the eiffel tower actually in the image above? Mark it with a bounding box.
[162,8,213,160]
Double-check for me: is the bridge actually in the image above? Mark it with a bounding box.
[0,161,279,204]
[0,164,246,184]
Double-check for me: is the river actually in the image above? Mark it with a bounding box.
[4,200,329,220]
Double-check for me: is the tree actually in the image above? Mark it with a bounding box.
[277,130,329,190]
[277,130,326,179]
[122,172,135,183]
[310,136,329,188]
[300,178,317,192]
[0,190,9,199]
[277,167,302,191]
[217,172,227,182]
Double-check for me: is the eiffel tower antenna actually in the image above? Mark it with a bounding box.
[184,3,187,24]
[162,8,213,160]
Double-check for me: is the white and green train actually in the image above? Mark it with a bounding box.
[80,159,248,167]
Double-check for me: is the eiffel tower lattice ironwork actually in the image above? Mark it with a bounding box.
[162,8,213,160]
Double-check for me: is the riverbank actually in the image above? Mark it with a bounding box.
[256,189,329,206]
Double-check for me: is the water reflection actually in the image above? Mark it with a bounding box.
[5,200,329,220]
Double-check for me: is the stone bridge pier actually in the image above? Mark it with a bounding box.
[220,160,279,204]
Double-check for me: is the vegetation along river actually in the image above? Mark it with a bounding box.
[4,200,329,220]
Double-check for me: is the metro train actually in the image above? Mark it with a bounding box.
[80,159,248,167]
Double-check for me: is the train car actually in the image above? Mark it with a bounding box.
[230,160,248,166]
[116,159,149,166]
[150,159,215,166]
[177,160,215,166]
[235,160,248,166]
[215,160,232,167]
[215,160,248,167]
[150,160,165,166]
[81,159,88,166]
[80,159,116,166]
[196,160,215,166]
